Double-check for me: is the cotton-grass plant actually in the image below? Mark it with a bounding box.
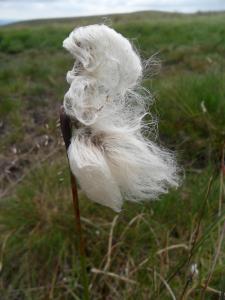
[62,24,179,212]
[60,24,180,300]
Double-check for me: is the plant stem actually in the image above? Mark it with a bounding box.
[60,106,90,300]
[70,172,90,300]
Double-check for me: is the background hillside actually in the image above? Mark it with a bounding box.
[0,11,225,300]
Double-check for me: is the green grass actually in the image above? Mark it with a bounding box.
[0,11,225,299]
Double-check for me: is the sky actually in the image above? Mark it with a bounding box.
[0,0,225,21]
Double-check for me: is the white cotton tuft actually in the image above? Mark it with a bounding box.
[67,129,123,212]
[63,24,180,212]
[63,24,142,93]
[64,75,107,125]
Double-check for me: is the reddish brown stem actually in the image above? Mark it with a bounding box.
[59,106,89,299]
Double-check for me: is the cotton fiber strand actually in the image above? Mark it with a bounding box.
[63,24,179,212]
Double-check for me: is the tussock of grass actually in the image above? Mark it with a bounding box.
[0,11,225,299]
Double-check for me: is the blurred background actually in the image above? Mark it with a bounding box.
[0,1,225,299]
[1,0,225,24]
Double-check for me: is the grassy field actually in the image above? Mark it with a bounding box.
[0,11,225,300]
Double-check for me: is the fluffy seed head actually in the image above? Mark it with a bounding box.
[63,24,180,212]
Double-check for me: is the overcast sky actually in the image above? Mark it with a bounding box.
[0,0,225,21]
